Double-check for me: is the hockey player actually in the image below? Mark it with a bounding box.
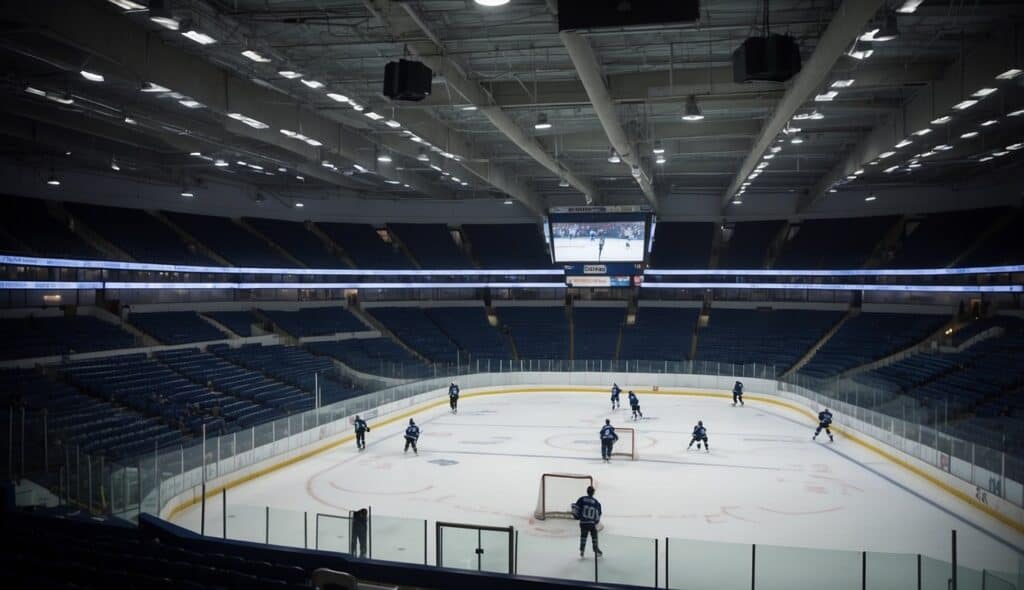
[598,235,606,260]
[813,408,834,442]
[627,390,643,420]
[573,485,603,558]
[404,418,420,454]
[732,380,744,406]
[687,420,709,452]
[353,415,371,451]
[448,382,460,413]
[599,419,618,462]
[610,383,621,409]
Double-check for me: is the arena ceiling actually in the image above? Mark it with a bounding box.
[1,0,1023,218]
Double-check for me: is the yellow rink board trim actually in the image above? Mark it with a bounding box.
[166,386,1024,535]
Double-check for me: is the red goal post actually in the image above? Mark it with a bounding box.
[534,473,594,520]
[611,426,638,460]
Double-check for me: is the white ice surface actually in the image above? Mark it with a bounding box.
[172,390,1023,586]
[553,237,642,262]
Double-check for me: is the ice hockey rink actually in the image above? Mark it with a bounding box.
[171,389,1024,587]
[552,237,639,262]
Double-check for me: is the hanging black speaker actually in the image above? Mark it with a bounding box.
[383,59,433,102]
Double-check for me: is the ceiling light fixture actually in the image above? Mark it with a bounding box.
[353,164,368,173]
[884,165,899,173]
[140,82,170,93]
[181,191,194,198]
[461,105,478,111]
[996,68,1022,80]
[227,113,269,129]
[24,86,46,97]
[831,79,855,88]
[45,92,74,105]
[241,50,271,63]
[214,160,228,167]
[385,119,402,129]
[46,171,60,186]
[502,199,514,205]
[682,95,704,121]
[124,115,137,125]
[350,103,365,112]
[930,116,952,125]
[655,155,666,165]
[1007,143,1024,151]
[652,141,665,155]
[934,144,953,151]
[377,153,392,163]
[108,0,146,9]
[790,136,804,144]
[182,29,217,45]
[476,0,511,5]
[895,139,913,148]
[897,0,924,13]
[278,71,302,79]
[80,70,104,82]
[534,113,552,130]
[178,99,202,108]
[559,177,570,187]
[300,79,324,89]
[1008,109,1024,117]
[972,88,998,98]
[912,128,932,136]
[960,131,979,139]
[981,119,999,127]
[952,99,978,110]
[865,195,877,202]
[110,157,120,171]
[295,202,304,208]
[878,151,896,159]
[847,47,874,60]
[364,111,384,121]
[326,93,349,103]
[978,156,994,162]
[416,148,430,162]
[608,149,621,164]
[189,151,202,157]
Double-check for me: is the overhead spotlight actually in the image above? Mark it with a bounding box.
[476,0,511,6]
[534,113,552,130]
[878,151,895,159]
[770,146,782,153]
[972,88,998,98]
[295,202,304,208]
[960,131,979,139]
[278,71,302,79]
[214,160,229,167]
[364,111,384,121]
[607,149,621,164]
[377,153,392,163]
[300,79,324,89]
[652,141,665,155]
[884,165,899,173]
[1008,109,1024,117]
[865,194,877,202]
[731,199,743,205]
[981,119,999,127]
[790,136,804,144]
[952,99,978,111]
[655,155,666,165]
[930,116,952,125]
[385,119,402,129]
[80,70,104,82]
[179,99,203,108]
[895,139,913,148]
[996,68,1022,80]
[682,95,704,121]
[911,128,932,136]
[502,199,514,205]
[558,177,570,187]
[124,115,137,125]
[46,171,60,186]
[181,191,194,198]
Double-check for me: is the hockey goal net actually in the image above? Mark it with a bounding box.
[610,426,638,460]
[534,473,594,520]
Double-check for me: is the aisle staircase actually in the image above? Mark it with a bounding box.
[781,307,856,378]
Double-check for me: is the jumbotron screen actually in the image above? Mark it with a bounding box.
[547,206,653,263]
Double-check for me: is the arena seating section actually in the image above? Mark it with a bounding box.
[316,223,412,268]
[211,343,361,406]
[696,309,843,370]
[0,195,99,259]
[649,222,713,268]
[774,216,897,269]
[164,212,298,268]
[0,315,135,360]
[462,224,551,268]
[799,312,948,378]
[203,311,261,337]
[425,307,512,360]
[389,223,471,268]
[260,307,366,337]
[888,208,1005,268]
[619,307,699,361]
[368,307,459,363]
[243,218,341,268]
[66,203,213,265]
[306,338,430,378]
[130,311,226,345]
[498,307,570,360]
[720,220,784,268]
[573,307,625,360]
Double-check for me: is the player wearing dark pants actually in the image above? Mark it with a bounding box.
[448,382,460,414]
[404,418,420,454]
[687,420,709,451]
[598,236,605,261]
[573,486,603,557]
[599,419,618,462]
[350,508,368,557]
[813,409,834,442]
[732,380,744,406]
[353,415,371,451]
[627,391,643,420]
[610,383,621,410]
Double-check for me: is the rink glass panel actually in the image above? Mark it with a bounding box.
[594,533,657,587]
[864,551,917,589]
[666,536,751,590]
[315,513,351,554]
[754,544,861,590]
[370,514,427,565]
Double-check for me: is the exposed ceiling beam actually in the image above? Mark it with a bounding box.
[719,0,886,210]
[365,0,598,208]
[798,30,1024,213]
[561,31,658,209]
